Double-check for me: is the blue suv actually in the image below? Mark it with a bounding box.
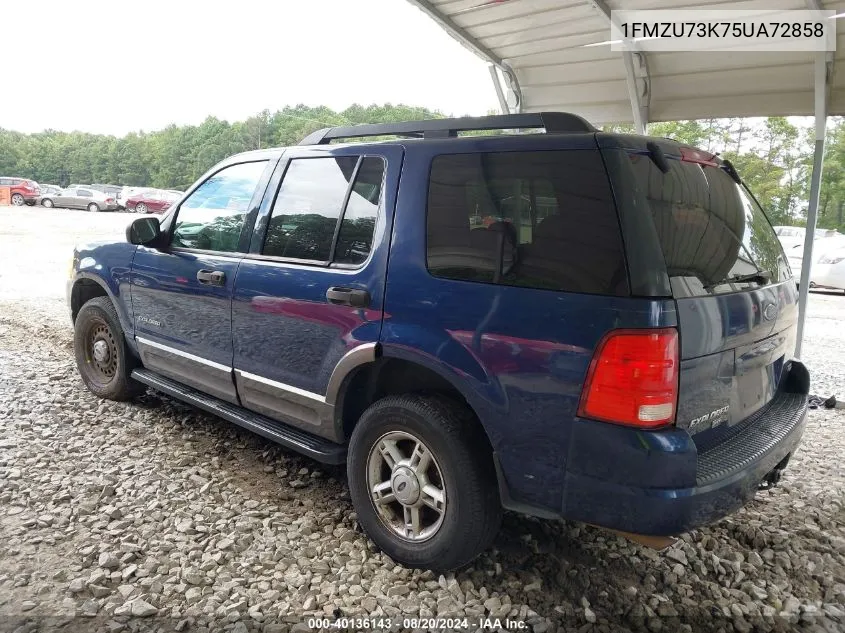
[68,113,809,570]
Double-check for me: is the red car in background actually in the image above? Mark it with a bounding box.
[125,189,181,214]
[0,177,40,206]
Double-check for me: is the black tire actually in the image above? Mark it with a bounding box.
[41,198,54,208]
[73,296,145,401]
[87,202,100,213]
[347,394,502,571]
[11,193,25,206]
[136,202,147,214]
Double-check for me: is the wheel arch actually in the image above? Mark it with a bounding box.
[332,346,504,455]
[70,276,110,323]
[70,273,135,344]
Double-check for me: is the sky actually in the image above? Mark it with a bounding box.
[3,0,498,136]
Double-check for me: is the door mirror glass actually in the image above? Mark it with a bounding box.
[127,216,162,245]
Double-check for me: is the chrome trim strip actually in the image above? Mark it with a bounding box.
[325,343,378,405]
[234,370,326,403]
[135,336,232,373]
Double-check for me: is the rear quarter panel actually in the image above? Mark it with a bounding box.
[382,137,678,512]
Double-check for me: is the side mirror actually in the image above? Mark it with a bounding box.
[127,216,163,246]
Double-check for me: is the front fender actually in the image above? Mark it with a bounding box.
[68,241,138,348]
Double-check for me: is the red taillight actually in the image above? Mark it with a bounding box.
[680,147,718,167]
[106,198,115,203]
[577,328,679,429]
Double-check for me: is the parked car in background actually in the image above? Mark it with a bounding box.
[0,177,40,205]
[39,184,63,197]
[119,187,148,206]
[812,247,845,292]
[788,233,845,280]
[91,184,124,200]
[774,226,839,253]
[40,187,119,212]
[125,189,181,214]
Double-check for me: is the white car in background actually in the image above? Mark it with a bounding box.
[811,248,845,292]
[774,226,839,252]
[789,233,845,282]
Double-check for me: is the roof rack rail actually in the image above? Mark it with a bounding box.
[299,112,596,145]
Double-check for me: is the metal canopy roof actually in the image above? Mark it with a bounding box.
[408,0,843,127]
[408,0,843,357]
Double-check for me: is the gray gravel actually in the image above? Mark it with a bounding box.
[1,206,844,632]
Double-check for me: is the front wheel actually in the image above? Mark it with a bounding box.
[73,296,145,400]
[41,198,54,208]
[135,202,147,214]
[347,394,502,571]
[11,193,25,206]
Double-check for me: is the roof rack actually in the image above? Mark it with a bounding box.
[299,112,595,145]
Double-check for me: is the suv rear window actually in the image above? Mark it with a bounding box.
[426,150,629,296]
[627,152,790,297]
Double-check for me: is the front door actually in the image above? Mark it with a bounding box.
[130,159,275,403]
[231,145,403,441]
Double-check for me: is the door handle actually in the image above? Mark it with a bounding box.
[326,287,370,307]
[197,269,226,286]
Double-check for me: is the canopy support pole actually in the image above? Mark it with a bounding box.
[489,65,511,114]
[795,52,829,358]
[586,0,649,133]
[622,51,648,134]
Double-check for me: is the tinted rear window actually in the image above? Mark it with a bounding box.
[426,150,629,296]
[627,152,790,297]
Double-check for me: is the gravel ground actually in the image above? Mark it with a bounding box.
[0,206,844,633]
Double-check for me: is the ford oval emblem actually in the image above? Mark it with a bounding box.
[763,303,777,321]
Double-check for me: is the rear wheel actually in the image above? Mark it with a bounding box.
[11,193,25,206]
[347,394,502,571]
[41,198,54,208]
[87,202,100,213]
[136,202,147,214]
[73,296,145,400]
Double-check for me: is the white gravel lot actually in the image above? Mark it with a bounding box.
[0,206,844,633]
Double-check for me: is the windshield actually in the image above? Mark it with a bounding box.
[627,151,790,297]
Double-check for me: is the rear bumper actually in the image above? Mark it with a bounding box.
[558,371,808,536]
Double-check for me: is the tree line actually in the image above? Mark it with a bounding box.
[1,104,844,232]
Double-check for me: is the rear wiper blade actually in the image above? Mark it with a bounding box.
[705,271,771,289]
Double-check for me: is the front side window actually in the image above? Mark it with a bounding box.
[426,150,628,296]
[172,161,267,252]
[262,156,384,264]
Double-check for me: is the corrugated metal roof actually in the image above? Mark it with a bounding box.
[407,0,845,124]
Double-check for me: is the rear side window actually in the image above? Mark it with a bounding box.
[334,157,385,265]
[262,156,384,265]
[426,150,628,296]
[627,153,790,297]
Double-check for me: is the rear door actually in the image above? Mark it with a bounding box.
[55,188,76,208]
[617,144,796,435]
[76,188,95,209]
[130,159,275,403]
[230,145,401,441]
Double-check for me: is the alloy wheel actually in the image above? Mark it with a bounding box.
[366,430,447,542]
